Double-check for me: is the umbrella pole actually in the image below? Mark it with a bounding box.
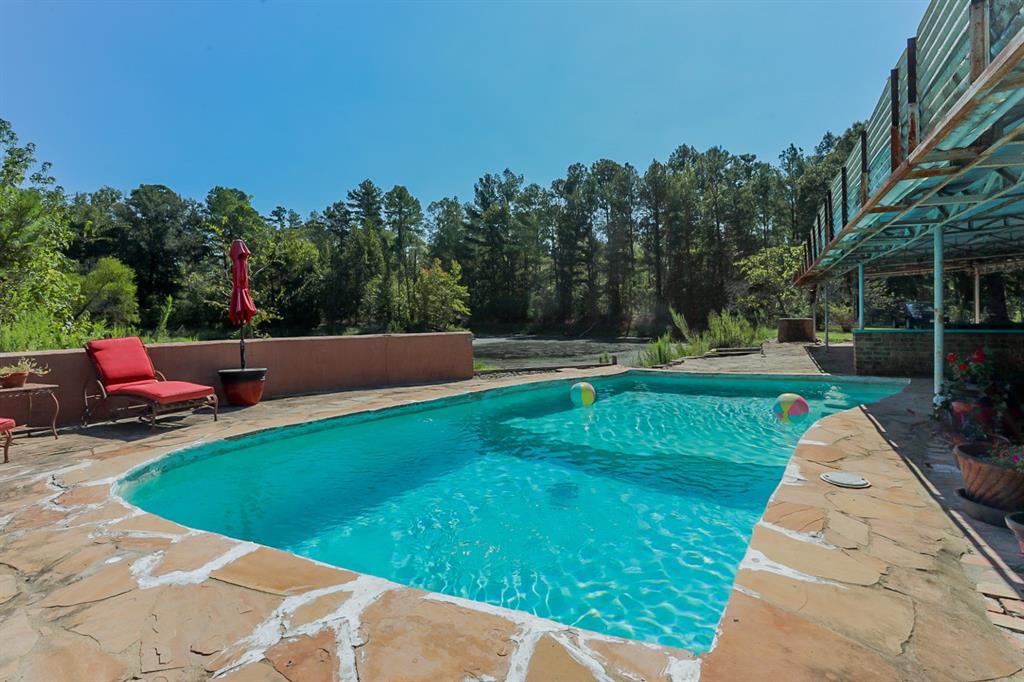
[240,324,247,369]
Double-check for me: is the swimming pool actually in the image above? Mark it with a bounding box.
[119,371,903,652]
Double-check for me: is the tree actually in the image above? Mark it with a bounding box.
[75,257,140,325]
[411,259,471,331]
[734,245,806,323]
[0,119,78,334]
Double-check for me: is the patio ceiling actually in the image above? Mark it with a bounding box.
[796,0,1024,285]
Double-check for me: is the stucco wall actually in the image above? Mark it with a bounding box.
[0,333,474,428]
[854,329,1024,377]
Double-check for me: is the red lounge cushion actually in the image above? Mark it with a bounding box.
[86,337,157,388]
[0,418,15,431]
[107,380,214,404]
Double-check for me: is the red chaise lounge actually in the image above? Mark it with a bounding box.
[1,418,13,463]
[83,337,218,427]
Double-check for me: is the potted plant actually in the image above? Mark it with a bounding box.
[937,347,1006,435]
[954,440,1024,522]
[0,358,49,388]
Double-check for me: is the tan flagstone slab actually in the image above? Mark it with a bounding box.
[67,500,132,525]
[265,630,339,682]
[54,484,110,507]
[151,533,240,576]
[736,569,914,656]
[793,443,847,463]
[824,490,918,521]
[210,547,356,596]
[140,582,281,672]
[47,541,117,578]
[525,634,597,682]
[761,501,825,534]
[356,590,517,682]
[0,609,40,662]
[910,602,1022,681]
[107,513,189,536]
[866,535,935,571]
[700,592,901,682]
[584,635,686,681]
[824,510,870,548]
[219,661,290,682]
[750,525,883,586]
[19,632,128,682]
[65,587,163,654]
[6,507,67,532]
[38,562,136,608]
[0,527,97,574]
[289,590,352,629]
[0,574,18,604]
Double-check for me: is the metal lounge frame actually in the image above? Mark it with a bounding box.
[83,371,219,429]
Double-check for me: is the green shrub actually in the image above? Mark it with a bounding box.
[638,333,681,367]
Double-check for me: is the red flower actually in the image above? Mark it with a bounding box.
[946,353,957,363]
[972,348,986,363]
[959,363,967,371]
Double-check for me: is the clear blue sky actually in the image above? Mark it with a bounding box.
[2,0,928,216]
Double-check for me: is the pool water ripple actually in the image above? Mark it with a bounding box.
[120,372,901,651]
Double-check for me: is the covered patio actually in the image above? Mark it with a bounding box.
[795,0,1024,395]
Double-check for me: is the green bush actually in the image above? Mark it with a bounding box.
[638,333,682,367]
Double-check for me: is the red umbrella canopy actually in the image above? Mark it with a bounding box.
[228,239,257,326]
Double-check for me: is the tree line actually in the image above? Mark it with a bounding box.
[3,116,915,352]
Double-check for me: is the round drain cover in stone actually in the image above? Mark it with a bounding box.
[820,472,871,489]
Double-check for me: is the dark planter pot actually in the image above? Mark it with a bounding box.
[954,442,1024,512]
[1,372,28,388]
[218,368,267,407]
[1006,512,1024,554]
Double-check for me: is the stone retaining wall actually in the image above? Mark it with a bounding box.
[0,333,474,428]
[854,329,1024,377]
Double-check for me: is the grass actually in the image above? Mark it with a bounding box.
[473,359,495,371]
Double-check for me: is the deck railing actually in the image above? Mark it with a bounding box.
[800,0,1024,277]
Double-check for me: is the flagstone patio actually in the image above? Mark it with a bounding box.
[0,366,1020,681]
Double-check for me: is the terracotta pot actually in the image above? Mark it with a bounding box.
[1,372,28,388]
[954,442,1024,511]
[218,368,267,407]
[1006,512,1024,554]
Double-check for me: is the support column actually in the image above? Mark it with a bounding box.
[933,225,944,398]
[824,284,830,350]
[973,266,981,324]
[857,263,865,330]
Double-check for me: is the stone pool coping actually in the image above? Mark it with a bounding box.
[0,368,1019,681]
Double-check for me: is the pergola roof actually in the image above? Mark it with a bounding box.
[796,0,1024,285]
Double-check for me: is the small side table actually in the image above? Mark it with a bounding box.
[0,383,60,439]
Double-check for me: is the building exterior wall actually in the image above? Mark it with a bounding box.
[854,330,1024,377]
[0,332,474,428]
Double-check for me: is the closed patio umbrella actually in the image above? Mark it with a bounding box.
[229,239,257,368]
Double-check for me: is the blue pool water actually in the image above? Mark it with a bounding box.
[120,371,902,651]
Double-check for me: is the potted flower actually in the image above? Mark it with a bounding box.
[937,347,1006,435]
[954,440,1024,523]
[0,358,49,388]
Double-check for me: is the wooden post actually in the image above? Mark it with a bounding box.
[890,68,902,171]
[970,0,990,83]
[907,36,919,151]
[860,129,870,203]
[814,214,822,256]
[841,167,849,227]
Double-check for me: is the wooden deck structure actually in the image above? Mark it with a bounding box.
[795,0,1024,394]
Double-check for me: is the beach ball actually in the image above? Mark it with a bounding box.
[570,382,597,407]
[774,393,810,424]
